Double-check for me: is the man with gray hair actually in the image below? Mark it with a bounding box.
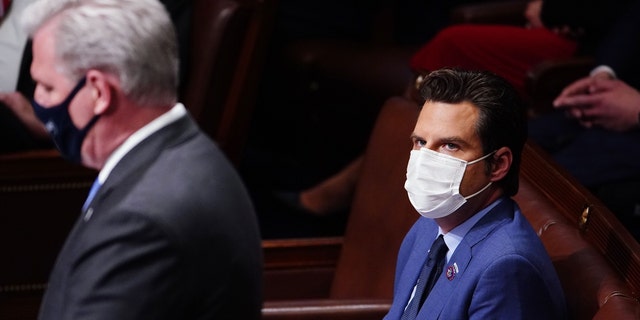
[22,0,263,319]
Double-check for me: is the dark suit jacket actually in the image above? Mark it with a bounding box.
[541,0,633,54]
[385,198,567,319]
[38,114,263,320]
[596,0,640,88]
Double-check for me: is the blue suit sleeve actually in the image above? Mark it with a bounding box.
[468,254,566,320]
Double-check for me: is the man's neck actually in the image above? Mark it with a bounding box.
[435,187,503,233]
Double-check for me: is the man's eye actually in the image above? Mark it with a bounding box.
[444,143,458,151]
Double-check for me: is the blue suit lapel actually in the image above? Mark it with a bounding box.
[393,220,438,316]
[418,237,471,318]
[416,199,515,318]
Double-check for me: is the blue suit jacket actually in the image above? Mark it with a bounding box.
[385,198,567,319]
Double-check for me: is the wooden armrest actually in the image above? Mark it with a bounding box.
[0,148,97,181]
[263,237,343,300]
[262,299,392,320]
[450,0,528,25]
[263,237,343,268]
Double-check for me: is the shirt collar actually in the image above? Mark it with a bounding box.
[439,198,504,262]
[97,103,187,184]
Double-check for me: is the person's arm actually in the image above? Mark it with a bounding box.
[553,76,640,131]
[469,254,565,319]
[0,91,49,139]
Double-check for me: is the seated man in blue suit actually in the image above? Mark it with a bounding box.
[385,68,567,319]
[22,0,262,319]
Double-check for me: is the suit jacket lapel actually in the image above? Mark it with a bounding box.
[392,220,438,316]
[418,198,515,317]
[86,115,198,214]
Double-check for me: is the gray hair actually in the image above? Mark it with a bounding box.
[22,0,179,106]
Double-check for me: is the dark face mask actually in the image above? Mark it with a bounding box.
[31,77,100,163]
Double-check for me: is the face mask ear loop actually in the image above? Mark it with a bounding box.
[63,77,87,105]
[463,182,492,200]
[467,150,497,165]
[462,150,497,200]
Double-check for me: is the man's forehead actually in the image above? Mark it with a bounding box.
[30,20,73,88]
[415,101,480,143]
[419,101,478,127]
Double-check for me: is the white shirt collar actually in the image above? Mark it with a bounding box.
[439,198,504,262]
[97,103,187,184]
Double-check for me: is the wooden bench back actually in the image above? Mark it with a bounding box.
[330,96,419,299]
[180,0,275,165]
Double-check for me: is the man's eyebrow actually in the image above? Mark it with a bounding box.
[408,133,471,148]
[440,136,466,143]
[436,135,472,148]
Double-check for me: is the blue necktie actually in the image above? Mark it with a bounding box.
[82,178,102,212]
[401,234,448,320]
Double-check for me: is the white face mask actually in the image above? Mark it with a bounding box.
[404,148,495,219]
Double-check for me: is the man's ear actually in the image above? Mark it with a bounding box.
[86,69,115,115]
[490,146,512,182]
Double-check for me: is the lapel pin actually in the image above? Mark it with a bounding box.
[84,208,94,221]
[446,262,458,280]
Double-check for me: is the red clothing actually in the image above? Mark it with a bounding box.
[409,24,578,95]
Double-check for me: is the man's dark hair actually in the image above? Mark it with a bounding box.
[419,68,528,196]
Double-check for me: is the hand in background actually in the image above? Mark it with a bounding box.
[553,75,640,132]
[0,91,49,139]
